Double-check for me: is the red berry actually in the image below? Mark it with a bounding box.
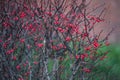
[16,65,21,70]
[65,36,71,42]
[75,55,80,59]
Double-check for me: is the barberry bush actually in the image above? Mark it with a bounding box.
[0,0,113,80]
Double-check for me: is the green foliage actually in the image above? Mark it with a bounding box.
[93,44,120,80]
[47,44,120,80]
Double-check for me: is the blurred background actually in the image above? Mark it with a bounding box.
[90,0,120,43]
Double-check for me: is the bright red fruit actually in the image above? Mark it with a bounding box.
[93,41,99,48]
[37,43,44,48]
[80,53,88,60]
[83,68,91,73]
[20,38,25,43]
[75,55,80,59]
[65,36,71,42]
[57,27,62,32]
[2,22,10,27]
[13,16,18,21]
[84,46,91,51]
[20,12,26,18]
[16,65,21,70]
[58,43,64,49]
[6,49,14,55]
[54,16,59,21]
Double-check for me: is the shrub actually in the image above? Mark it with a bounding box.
[0,0,113,80]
